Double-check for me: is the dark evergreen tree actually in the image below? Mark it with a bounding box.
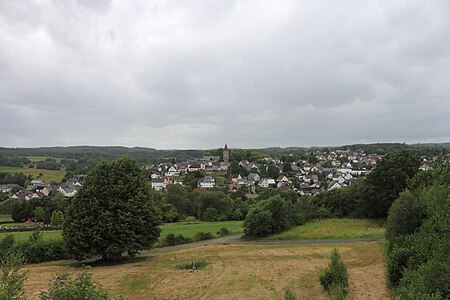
[63,157,161,261]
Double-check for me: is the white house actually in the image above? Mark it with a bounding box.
[259,178,276,188]
[151,178,166,191]
[198,176,216,189]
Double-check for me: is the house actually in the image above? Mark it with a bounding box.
[173,178,185,185]
[328,182,347,190]
[231,174,242,183]
[165,166,179,176]
[419,163,430,171]
[259,178,276,188]
[276,175,289,183]
[12,190,33,200]
[151,178,166,191]
[247,173,261,183]
[198,176,216,189]
[187,163,202,172]
[0,184,19,194]
[57,184,78,197]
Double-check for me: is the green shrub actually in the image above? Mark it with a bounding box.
[0,234,15,259]
[284,288,296,300]
[244,195,293,237]
[386,190,427,241]
[217,227,230,236]
[0,250,27,300]
[319,249,348,300]
[164,234,192,246]
[193,231,214,241]
[175,260,207,270]
[39,268,112,300]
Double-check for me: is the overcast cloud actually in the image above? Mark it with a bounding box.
[0,0,449,149]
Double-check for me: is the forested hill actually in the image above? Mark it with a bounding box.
[0,142,448,163]
[0,146,204,164]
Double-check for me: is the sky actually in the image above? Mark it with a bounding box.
[0,0,449,149]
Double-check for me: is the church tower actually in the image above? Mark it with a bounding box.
[223,143,230,164]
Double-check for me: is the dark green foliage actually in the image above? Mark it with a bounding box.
[196,191,232,221]
[0,235,15,259]
[63,157,161,261]
[364,150,420,218]
[284,289,296,300]
[39,268,112,300]
[217,227,230,236]
[385,165,450,299]
[0,172,29,187]
[319,249,348,300]
[159,203,180,223]
[0,250,27,300]
[244,195,293,237]
[164,234,192,246]
[36,158,61,170]
[386,190,426,241]
[193,231,214,241]
[11,196,71,224]
[165,184,193,216]
[175,260,207,270]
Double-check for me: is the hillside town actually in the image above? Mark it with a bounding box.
[0,144,444,201]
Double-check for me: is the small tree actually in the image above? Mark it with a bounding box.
[0,250,28,300]
[319,249,349,300]
[50,211,64,227]
[34,206,45,223]
[39,267,111,300]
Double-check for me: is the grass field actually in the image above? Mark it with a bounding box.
[23,241,389,299]
[26,156,64,163]
[0,166,66,183]
[0,214,13,223]
[259,218,385,241]
[0,221,244,244]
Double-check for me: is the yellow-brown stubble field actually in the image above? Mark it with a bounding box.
[24,241,388,300]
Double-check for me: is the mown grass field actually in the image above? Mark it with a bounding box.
[0,221,244,244]
[0,166,66,183]
[23,241,389,299]
[258,218,386,241]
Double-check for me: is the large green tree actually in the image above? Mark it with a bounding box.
[63,157,161,261]
[363,150,420,218]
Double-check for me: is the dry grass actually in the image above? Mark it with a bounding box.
[23,241,388,300]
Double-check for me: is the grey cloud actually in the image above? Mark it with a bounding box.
[0,0,449,148]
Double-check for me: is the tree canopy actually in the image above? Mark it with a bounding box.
[63,157,161,261]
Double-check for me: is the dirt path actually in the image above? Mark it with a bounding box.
[149,234,384,253]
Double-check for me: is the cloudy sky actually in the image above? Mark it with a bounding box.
[0,0,449,149]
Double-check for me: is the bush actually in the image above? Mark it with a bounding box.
[244,195,293,237]
[0,234,15,259]
[386,190,426,241]
[175,260,207,270]
[39,267,112,300]
[193,231,214,241]
[164,234,192,246]
[0,250,27,300]
[319,249,348,300]
[284,289,296,300]
[217,227,230,236]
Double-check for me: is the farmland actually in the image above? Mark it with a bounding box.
[23,241,388,299]
[0,166,66,183]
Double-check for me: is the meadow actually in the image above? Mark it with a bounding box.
[258,218,386,241]
[23,241,389,299]
[0,166,66,183]
[0,221,245,244]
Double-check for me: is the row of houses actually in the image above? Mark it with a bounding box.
[1,178,82,200]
